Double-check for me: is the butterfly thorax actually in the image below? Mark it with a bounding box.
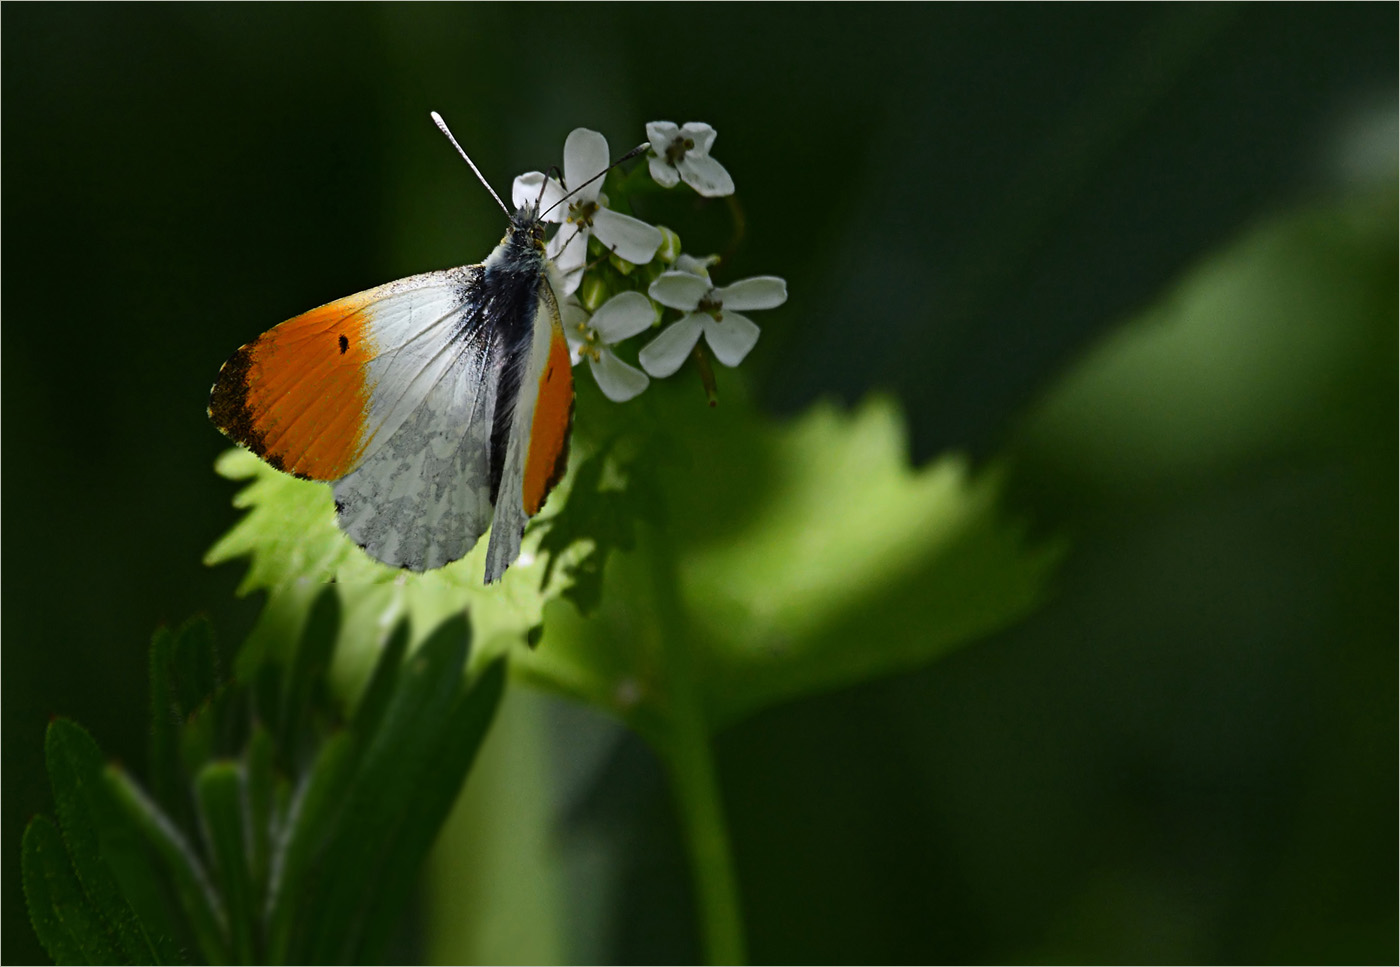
[485,206,548,279]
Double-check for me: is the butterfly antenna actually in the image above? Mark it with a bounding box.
[540,142,650,220]
[431,111,511,217]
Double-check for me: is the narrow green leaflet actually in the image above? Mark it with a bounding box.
[22,816,124,965]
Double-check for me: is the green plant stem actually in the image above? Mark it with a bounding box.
[648,536,747,965]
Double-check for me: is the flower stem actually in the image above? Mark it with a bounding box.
[648,536,747,965]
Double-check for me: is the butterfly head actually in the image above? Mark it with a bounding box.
[509,203,547,253]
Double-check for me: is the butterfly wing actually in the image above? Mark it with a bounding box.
[333,272,573,578]
[483,280,573,582]
[331,302,505,572]
[211,231,574,581]
[211,266,509,571]
[209,268,479,481]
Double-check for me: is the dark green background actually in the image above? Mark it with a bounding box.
[5,6,1395,963]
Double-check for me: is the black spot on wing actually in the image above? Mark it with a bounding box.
[338,334,349,354]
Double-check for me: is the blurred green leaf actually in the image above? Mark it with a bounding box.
[106,767,228,965]
[42,720,168,964]
[243,726,276,917]
[518,393,1062,736]
[348,620,410,738]
[276,589,339,768]
[148,627,181,817]
[22,815,122,965]
[253,612,505,965]
[535,435,662,616]
[265,733,356,964]
[170,617,220,721]
[1016,188,1398,496]
[194,762,256,963]
[300,615,473,961]
[424,687,567,965]
[353,657,508,960]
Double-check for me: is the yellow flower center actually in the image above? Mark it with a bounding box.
[665,135,696,167]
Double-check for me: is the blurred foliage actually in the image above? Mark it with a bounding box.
[23,597,505,965]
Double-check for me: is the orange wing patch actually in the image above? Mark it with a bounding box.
[209,296,375,480]
[521,326,575,515]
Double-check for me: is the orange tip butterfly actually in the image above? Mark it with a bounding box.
[210,113,626,583]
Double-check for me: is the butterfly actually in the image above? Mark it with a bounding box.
[209,113,603,583]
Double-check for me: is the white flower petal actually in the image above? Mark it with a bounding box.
[648,271,711,310]
[701,310,761,367]
[673,254,716,282]
[648,155,680,188]
[512,172,568,220]
[549,236,586,296]
[646,121,680,155]
[562,128,608,201]
[712,276,788,311]
[590,291,655,344]
[677,153,735,197]
[679,122,717,156]
[590,349,650,402]
[561,301,590,363]
[549,224,589,275]
[561,300,589,328]
[591,208,662,265]
[638,314,704,377]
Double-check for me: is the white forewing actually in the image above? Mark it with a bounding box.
[351,267,482,462]
[329,265,508,571]
[333,323,503,571]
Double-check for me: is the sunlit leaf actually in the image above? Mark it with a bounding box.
[207,448,580,698]
[518,389,1063,735]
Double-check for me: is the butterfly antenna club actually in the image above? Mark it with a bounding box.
[431,110,511,217]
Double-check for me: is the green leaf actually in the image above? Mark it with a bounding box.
[147,626,181,816]
[277,587,340,766]
[349,618,411,738]
[300,614,475,963]
[207,447,578,698]
[23,815,123,965]
[265,733,357,965]
[193,762,256,963]
[44,719,172,964]
[243,725,276,914]
[517,392,1063,735]
[353,656,508,961]
[534,435,660,616]
[170,617,220,721]
[106,767,229,965]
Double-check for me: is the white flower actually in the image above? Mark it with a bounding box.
[638,264,786,378]
[646,121,735,198]
[513,128,663,296]
[562,291,655,402]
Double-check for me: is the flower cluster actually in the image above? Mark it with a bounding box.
[511,121,786,403]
